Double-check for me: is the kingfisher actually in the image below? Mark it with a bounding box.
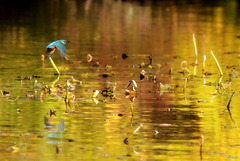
[46,40,70,60]
[45,40,70,75]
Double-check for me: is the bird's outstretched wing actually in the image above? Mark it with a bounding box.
[54,42,66,59]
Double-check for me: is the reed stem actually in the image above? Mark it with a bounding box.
[210,50,223,77]
[49,57,61,75]
[193,33,198,76]
[193,34,198,58]
[202,55,206,72]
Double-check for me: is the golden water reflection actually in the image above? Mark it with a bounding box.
[0,0,240,160]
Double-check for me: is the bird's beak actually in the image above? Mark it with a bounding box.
[67,40,70,43]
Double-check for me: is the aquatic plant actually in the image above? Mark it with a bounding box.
[210,50,223,77]
[202,55,206,72]
[181,61,190,74]
[49,57,61,75]
[193,33,198,76]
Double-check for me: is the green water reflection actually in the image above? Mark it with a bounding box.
[0,0,240,160]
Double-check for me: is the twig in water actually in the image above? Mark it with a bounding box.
[133,124,143,134]
[227,92,236,124]
[227,92,235,111]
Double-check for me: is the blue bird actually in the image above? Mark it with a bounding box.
[46,40,70,59]
[45,40,70,75]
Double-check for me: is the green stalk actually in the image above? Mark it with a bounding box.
[210,50,223,77]
[49,57,60,75]
[193,33,198,58]
[193,33,198,76]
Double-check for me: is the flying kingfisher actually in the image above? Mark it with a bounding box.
[45,40,70,75]
[46,40,70,60]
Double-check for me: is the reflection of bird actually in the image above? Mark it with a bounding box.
[45,40,70,75]
[46,40,70,59]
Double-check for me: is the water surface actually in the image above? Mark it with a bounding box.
[0,0,240,160]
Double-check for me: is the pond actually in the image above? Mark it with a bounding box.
[0,0,240,160]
